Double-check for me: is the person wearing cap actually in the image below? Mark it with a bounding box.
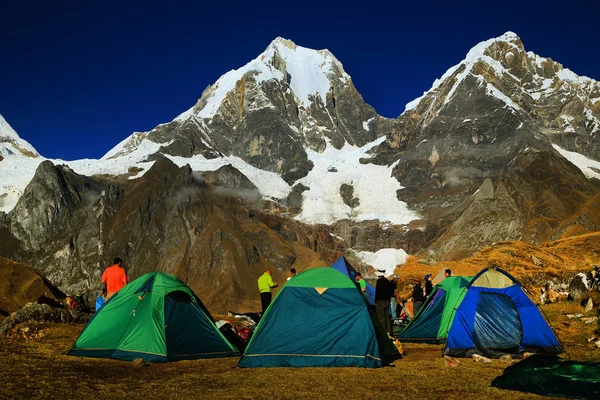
[375,269,393,336]
[425,274,433,297]
[412,278,425,316]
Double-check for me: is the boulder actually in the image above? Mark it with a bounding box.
[472,354,492,364]
[547,289,559,303]
[568,273,589,301]
[443,355,461,368]
[499,354,513,364]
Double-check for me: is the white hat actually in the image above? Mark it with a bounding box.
[376,269,386,277]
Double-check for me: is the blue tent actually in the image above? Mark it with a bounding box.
[331,256,376,306]
[238,268,399,368]
[444,267,563,358]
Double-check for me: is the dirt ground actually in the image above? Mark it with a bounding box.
[0,303,599,400]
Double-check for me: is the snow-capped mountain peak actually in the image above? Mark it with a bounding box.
[0,114,39,158]
[174,37,350,123]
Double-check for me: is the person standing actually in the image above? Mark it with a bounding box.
[258,270,278,314]
[101,257,128,300]
[375,269,393,336]
[425,274,433,297]
[444,269,452,278]
[412,278,425,316]
[389,275,399,319]
[355,272,367,294]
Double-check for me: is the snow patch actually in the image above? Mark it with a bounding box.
[552,144,600,180]
[295,137,420,225]
[486,84,521,110]
[356,248,408,277]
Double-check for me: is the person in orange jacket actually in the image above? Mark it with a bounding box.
[101,257,128,300]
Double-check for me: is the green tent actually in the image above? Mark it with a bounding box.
[398,276,472,343]
[68,272,238,362]
[492,355,600,398]
[238,268,400,368]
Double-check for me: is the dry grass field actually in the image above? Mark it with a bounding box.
[0,302,598,400]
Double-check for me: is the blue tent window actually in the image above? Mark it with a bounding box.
[473,292,522,350]
[135,275,156,294]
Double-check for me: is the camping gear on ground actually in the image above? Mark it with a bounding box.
[68,272,239,362]
[67,294,90,312]
[444,267,563,358]
[238,268,400,368]
[331,256,376,306]
[227,310,261,325]
[95,295,105,312]
[398,276,472,343]
[492,355,600,399]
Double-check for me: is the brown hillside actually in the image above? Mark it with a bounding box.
[0,256,65,315]
[396,231,600,290]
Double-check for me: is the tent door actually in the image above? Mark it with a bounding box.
[473,292,522,351]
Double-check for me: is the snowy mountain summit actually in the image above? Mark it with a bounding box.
[2,33,600,234]
[103,37,393,183]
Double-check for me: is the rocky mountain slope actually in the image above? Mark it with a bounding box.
[0,156,342,311]
[370,32,600,259]
[0,256,64,315]
[1,33,600,309]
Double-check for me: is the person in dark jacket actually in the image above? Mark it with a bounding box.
[375,269,393,335]
[412,278,425,316]
[425,274,433,297]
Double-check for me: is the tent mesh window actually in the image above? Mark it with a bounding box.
[473,292,522,351]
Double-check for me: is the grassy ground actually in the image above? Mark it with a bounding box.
[1,303,599,399]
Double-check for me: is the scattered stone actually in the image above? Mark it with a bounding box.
[587,336,597,343]
[547,289,559,303]
[566,313,584,319]
[531,255,542,266]
[443,355,461,368]
[132,358,146,368]
[584,298,594,313]
[0,302,91,335]
[418,258,438,266]
[582,317,598,324]
[499,354,513,364]
[595,341,600,349]
[556,292,570,302]
[472,354,492,364]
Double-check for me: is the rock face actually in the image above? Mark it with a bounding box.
[2,33,600,311]
[103,38,394,185]
[0,158,340,312]
[370,32,600,258]
[0,256,65,315]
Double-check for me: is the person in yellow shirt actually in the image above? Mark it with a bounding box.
[258,270,278,314]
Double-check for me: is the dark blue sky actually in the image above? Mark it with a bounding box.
[1,0,599,160]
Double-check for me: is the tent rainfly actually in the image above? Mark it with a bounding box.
[239,268,399,368]
[68,272,239,362]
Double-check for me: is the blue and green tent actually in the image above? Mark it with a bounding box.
[444,267,563,358]
[238,268,399,368]
[331,256,376,306]
[398,276,472,343]
[68,272,239,362]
